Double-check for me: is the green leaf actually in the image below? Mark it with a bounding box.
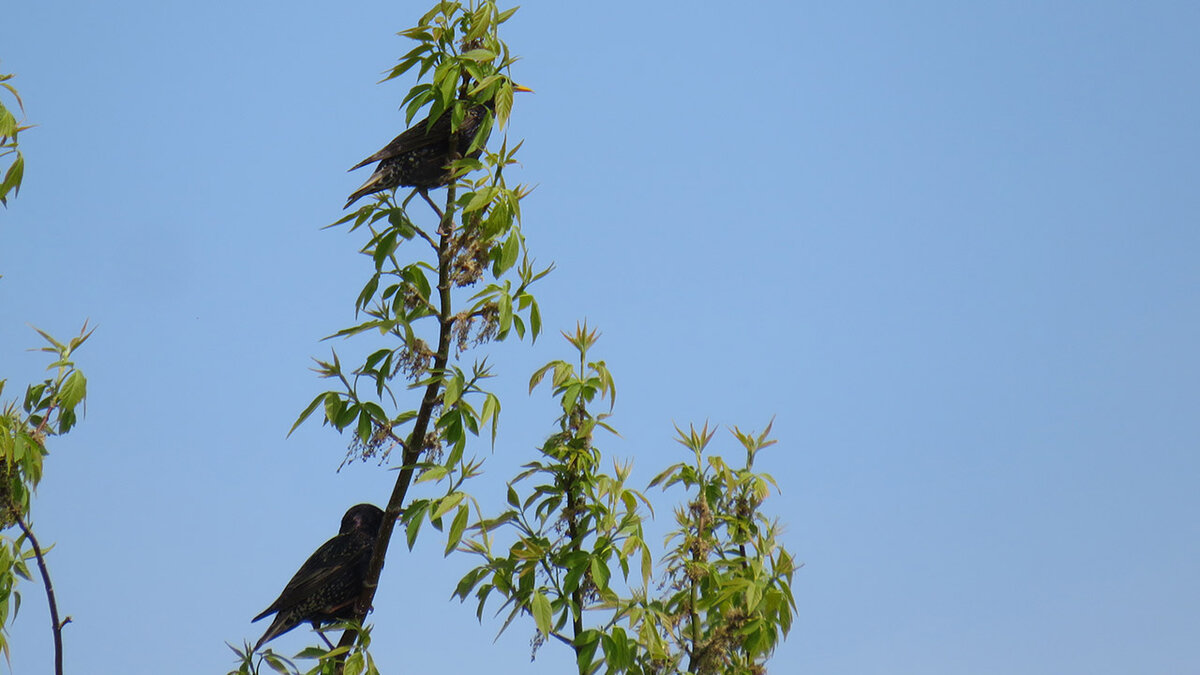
[530,591,552,636]
[576,635,600,674]
[416,465,449,484]
[361,401,388,423]
[439,409,464,446]
[371,229,397,269]
[405,501,428,549]
[433,491,465,520]
[323,393,344,427]
[0,107,15,138]
[319,645,352,659]
[749,586,771,620]
[289,393,325,436]
[356,274,380,312]
[398,26,431,40]
[494,81,513,129]
[22,383,45,413]
[436,63,457,110]
[463,186,497,213]
[0,152,23,205]
[344,652,364,675]
[528,298,542,339]
[562,560,585,594]
[460,48,497,62]
[647,463,683,489]
[355,409,373,443]
[497,292,512,337]
[443,372,463,407]
[589,556,611,591]
[450,102,467,134]
[641,546,653,587]
[262,653,292,674]
[445,503,469,556]
[498,232,519,273]
[497,6,519,23]
[606,626,631,669]
[401,264,433,302]
[337,402,359,428]
[528,362,554,393]
[404,86,434,125]
[482,392,501,445]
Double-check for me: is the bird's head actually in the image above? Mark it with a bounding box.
[469,76,533,106]
[341,503,385,536]
[469,76,532,129]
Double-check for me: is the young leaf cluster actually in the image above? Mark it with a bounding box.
[0,65,30,206]
[457,325,653,674]
[0,324,92,666]
[295,0,545,471]
[227,622,381,675]
[636,422,797,674]
[387,1,522,131]
[457,329,797,675]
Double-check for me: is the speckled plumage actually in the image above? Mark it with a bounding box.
[344,105,491,209]
[252,503,384,651]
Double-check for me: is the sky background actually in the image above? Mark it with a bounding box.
[2,1,1199,673]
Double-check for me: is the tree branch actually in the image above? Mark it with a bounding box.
[686,496,705,675]
[565,459,585,668]
[334,178,459,671]
[9,505,65,675]
[418,189,445,229]
[410,221,438,252]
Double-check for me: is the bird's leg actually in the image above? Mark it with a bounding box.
[401,189,418,210]
[314,624,336,650]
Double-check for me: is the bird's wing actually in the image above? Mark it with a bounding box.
[252,534,372,621]
[348,105,489,171]
[348,112,450,171]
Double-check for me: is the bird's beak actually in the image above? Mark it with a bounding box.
[512,83,534,93]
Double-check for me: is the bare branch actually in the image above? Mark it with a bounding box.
[8,503,65,675]
[419,189,445,227]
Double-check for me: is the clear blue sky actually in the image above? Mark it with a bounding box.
[3,1,1198,673]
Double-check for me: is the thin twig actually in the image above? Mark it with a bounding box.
[383,426,410,455]
[402,282,440,316]
[418,189,446,226]
[9,506,65,675]
[410,222,438,252]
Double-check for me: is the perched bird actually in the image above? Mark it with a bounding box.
[344,82,533,209]
[252,503,385,651]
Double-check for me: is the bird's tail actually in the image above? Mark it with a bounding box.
[344,170,387,209]
[252,611,298,652]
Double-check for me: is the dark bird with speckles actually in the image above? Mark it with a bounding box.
[252,503,384,651]
[344,82,533,209]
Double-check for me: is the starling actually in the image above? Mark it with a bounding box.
[344,82,533,209]
[252,503,385,651]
